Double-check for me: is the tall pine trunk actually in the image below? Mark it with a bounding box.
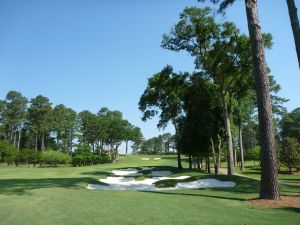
[222,93,234,175]
[286,0,300,69]
[245,0,280,200]
[238,114,245,170]
[125,141,128,155]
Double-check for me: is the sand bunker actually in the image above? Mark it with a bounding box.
[112,169,142,176]
[87,177,235,191]
[154,158,161,160]
[141,158,150,160]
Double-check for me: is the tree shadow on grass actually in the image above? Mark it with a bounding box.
[80,171,113,177]
[0,177,106,196]
[143,190,246,201]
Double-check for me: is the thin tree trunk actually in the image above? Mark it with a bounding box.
[207,157,211,174]
[238,114,245,170]
[197,155,201,171]
[286,0,300,69]
[211,137,219,175]
[188,154,192,170]
[41,132,45,151]
[217,134,222,170]
[222,93,234,175]
[233,146,237,167]
[13,129,17,148]
[35,133,38,151]
[17,129,21,151]
[245,0,280,200]
[200,155,203,169]
[173,122,182,169]
[126,141,128,155]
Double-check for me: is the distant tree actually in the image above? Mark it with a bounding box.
[53,104,77,153]
[0,140,18,165]
[27,95,53,151]
[280,137,300,174]
[131,128,144,154]
[129,127,143,154]
[3,91,28,150]
[281,108,300,142]
[78,110,98,152]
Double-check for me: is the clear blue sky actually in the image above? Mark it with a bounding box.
[0,0,299,153]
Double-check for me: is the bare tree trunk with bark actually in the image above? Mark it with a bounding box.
[211,137,220,175]
[286,0,300,69]
[222,93,234,175]
[245,0,280,200]
[238,114,245,170]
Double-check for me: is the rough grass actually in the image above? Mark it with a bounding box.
[0,155,299,225]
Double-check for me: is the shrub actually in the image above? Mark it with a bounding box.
[280,137,300,174]
[0,140,18,165]
[19,149,40,165]
[41,150,71,166]
[71,154,111,167]
[245,146,260,163]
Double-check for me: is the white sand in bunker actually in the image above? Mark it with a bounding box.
[87,176,236,191]
[141,158,150,160]
[87,169,236,191]
[111,169,142,176]
[87,176,190,191]
[153,158,161,160]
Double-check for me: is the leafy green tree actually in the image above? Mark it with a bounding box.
[162,7,255,174]
[3,91,28,150]
[28,95,53,151]
[280,137,300,174]
[19,148,39,165]
[78,110,98,152]
[178,73,223,174]
[281,108,300,142]
[198,0,280,201]
[139,66,188,169]
[131,128,144,154]
[125,126,143,155]
[53,104,77,153]
[0,140,18,165]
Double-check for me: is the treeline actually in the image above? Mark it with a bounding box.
[0,91,142,166]
[132,133,176,155]
[139,7,299,175]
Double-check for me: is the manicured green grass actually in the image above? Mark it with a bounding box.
[230,161,300,184]
[0,155,299,225]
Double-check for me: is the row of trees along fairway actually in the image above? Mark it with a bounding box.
[139,4,296,201]
[197,0,299,201]
[0,91,143,165]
